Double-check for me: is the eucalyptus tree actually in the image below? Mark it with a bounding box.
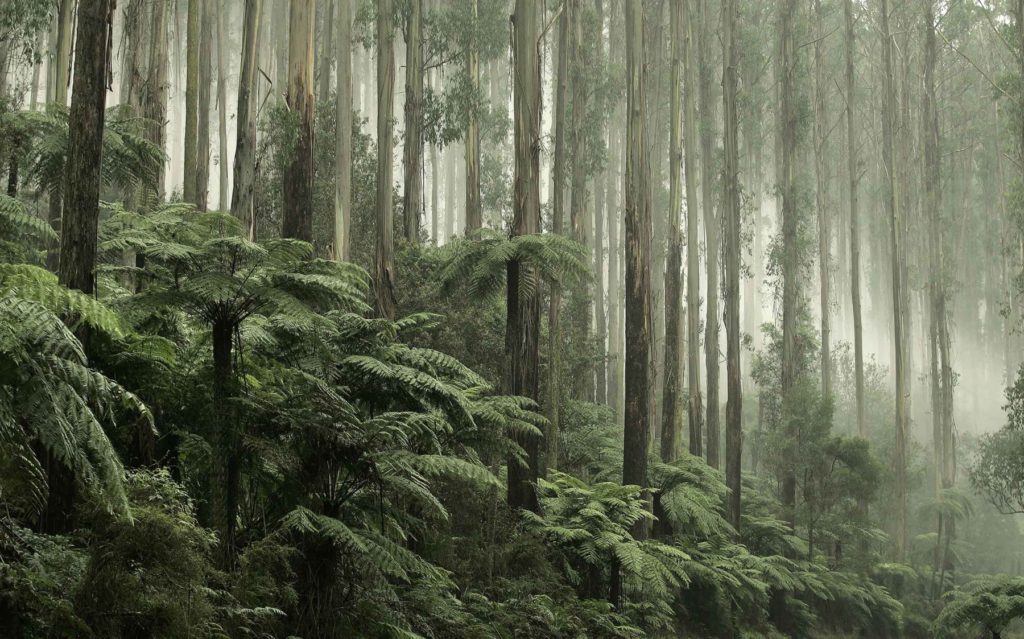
[376,0,397,319]
[183,0,199,204]
[721,0,742,530]
[623,0,653,538]
[282,0,315,243]
[230,0,262,238]
[335,0,352,261]
[508,0,543,511]
[684,0,703,457]
[403,0,424,242]
[880,0,909,560]
[661,0,684,464]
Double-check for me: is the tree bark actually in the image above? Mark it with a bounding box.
[780,0,800,528]
[465,0,482,233]
[545,5,569,475]
[210,319,239,568]
[375,0,397,318]
[569,0,592,401]
[661,0,684,464]
[698,0,719,470]
[230,0,262,236]
[623,0,652,539]
[507,0,542,512]
[403,0,423,242]
[880,0,908,560]
[722,0,742,531]
[45,0,77,272]
[282,0,316,243]
[195,0,213,211]
[59,0,115,296]
[183,0,199,204]
[335,0,352,260]
[844,0,865,438]
[216,1,229,211]
[684,0,703,457]
[317,0,335,102]
[813,0,831,401]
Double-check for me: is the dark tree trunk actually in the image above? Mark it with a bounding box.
[59,0,114,296]
[507,0,542,513]
[623,0,652,539]
[722,0,743,531]
[210,320,239,568]
[403,0,423,242]
[48,0,115,535]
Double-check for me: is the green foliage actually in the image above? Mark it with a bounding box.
[934,576,1024,637]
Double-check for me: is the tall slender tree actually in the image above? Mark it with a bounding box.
[465,0,482,233]
[698,0,720,469]
[282,0,315,243]
[879,0,908,560]
[661,0,684,464]
[375,0,397,318]
[779,0,801,527]
[183,0,200,203]
[45,0,76,271]
[58,0,115,296]
[623,0,652,539]
[507,0,542,512]
[335,0,352,261]
[844,0,865,438]
[403,0,424,242]
[721,0,742,530]
[230,0,262,235]
[684,0,704,457]
[216,1,229,210]
[195,0,213,211]
[813,0,831,401]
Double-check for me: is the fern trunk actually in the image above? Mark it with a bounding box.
[211,320,239,568]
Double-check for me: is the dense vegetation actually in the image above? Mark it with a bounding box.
[4,0,1024,637]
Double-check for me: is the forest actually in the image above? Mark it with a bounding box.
[5,0,1024,636]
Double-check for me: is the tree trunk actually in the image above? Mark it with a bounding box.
[698,0,719,470]
[216,1,229,211]
[722,0,742,531]
[335,0,352,261]
[195,0,213,211]
[844,0,865,438]
[779,0,800,528]
[507,0,542,512]
[230,0,262,236]
[183,0,199,204]
[813,0,830,401]
[593,0,608,408]
[59,0,115,296]
[282,0,316,243]
[607,97,622,424]
[545,6,569,475]
[569,0,592,401]
[317,0,335,103]
[684,0,703,457]
[624,0,652,539]
[45,0,77,272]
[403,0,423,242]
[465,0,482,234]
[661,0,684,464]
[880,0,908,561]
[375,0,397,318]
